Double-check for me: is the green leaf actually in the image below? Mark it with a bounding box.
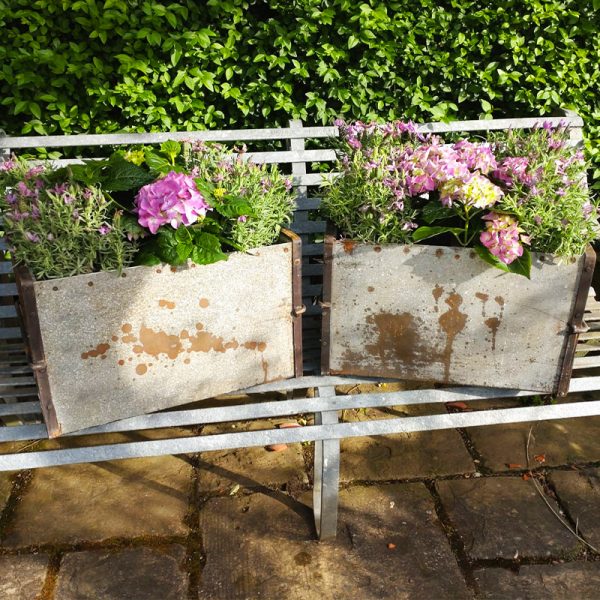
[412,226,464,243]
[144,150,172,175]
[136,248,161,266]
[422,201,455,225]
[474,245,531,278]
[191,232,227,264]
[176,241,193,262]
[160,140,181,163]
[213,195,255,219]
[101,155,154,192]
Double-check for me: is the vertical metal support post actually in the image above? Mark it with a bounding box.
[313,386,340,540]
[0,129,10,163]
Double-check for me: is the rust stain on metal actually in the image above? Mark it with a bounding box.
[432,285,444,313]
[133,345,143,354]
[261,356,269,381]
[139,325,184,359]
[485,317,501,350]
[136,364,148,376]
[199,298,210,308]
[403,247,410,254]
[373,246,382,253]
[156,268,162,273]
[454,254,460,260]
[159,299,176,310]
[367,286,375,293]
[184,358,191,364]
[342,240,357,254]
[283,247,289,253]
[365,312,423,366]
[435,249,444,258]
[122,324,133,334]
[111,335,119,342]
[170,266,177,273]
[122,334,137,344]
[475,292,489,317]
[188,324,233,354]
[87,281,94,287]
[118,359,125,366]
[438,293,468,381]
[81,343,111,360]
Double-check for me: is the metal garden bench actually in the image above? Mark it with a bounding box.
[1,113,600,540]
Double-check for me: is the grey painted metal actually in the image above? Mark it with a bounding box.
[325,241,591,393]
[19,242,296,436]
[0,126,340,149]
[415,115,583,133]
[2,398,600,472]
[313,387,340,540]
[3,372,600,443]
[0,401,40,416]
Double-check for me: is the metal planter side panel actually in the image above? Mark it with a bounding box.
[324,241,592,394]
[23,242,296,436]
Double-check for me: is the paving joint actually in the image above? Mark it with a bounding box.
[0,470,32,543]
[183,452,205,600]
[424,479,479,597]
[38,551,61,600]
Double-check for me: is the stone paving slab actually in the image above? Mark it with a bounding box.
[466,397,600,470]
[549,468,600,547]
[475,561,600,599]
[2,454,192,547]
[437,477,580,560]
[340,404,475,481]
[56,545,187,600]
[199,419,307,491]
[0,554,48,599]
[198,483,470,599]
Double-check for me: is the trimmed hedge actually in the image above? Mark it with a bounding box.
[0,0,599,184]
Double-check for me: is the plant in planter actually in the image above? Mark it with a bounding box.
[320,120,598,394]
[0,142,302,436]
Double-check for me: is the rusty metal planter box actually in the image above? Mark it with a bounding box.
[322,236,595,395]
[15,231,303,437]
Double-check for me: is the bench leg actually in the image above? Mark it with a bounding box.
[313,386,340,540]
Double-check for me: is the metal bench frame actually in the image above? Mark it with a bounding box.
[1,113,600,540]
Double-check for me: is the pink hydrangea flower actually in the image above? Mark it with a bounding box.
[480,212,529,265]
[135,171,211,234]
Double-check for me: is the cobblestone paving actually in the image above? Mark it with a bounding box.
[1,404,600,599]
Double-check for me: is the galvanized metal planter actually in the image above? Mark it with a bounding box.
[15,230,303,437]
[321,235,595,395]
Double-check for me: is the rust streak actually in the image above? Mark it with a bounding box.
[342,240,357,255]
[475,292,489,318]
[438,293,468,382]
[261,356,269,382]
[81,343,110,360]
[432,285,444,313]
[485,317,501,351]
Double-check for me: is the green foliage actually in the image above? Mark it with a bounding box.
[0,1,598,185]
[183,142,295,251]
[0,158,136,279]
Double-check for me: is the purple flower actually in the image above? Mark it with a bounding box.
[480,213,528,265]
[5,190,17,205]
[98,224,112,235]
[135,171,211,234]
[25,232,40,243]
[284,178,293,191]
[0,159,16,172]
[237,215,248,223]
[50,183,68,196]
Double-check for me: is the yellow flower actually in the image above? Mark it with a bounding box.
[124,150,145,166]
[214,187,226,200]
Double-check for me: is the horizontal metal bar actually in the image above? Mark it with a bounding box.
[0,377,35,387]
[0,401,40,416]
[1,398,598,471]
[0,328,22,340]
[295,197,322,211]
[248,149,336,164]
[292,221,327,234]
[573,355,600,368]
[416,116,583,133]
[11,372,600,442]
[0,366,32,376]
[0,387,38,398]
[0,305,17,319]
[0,262,13,274]
[0,283,17,297]
[1,127,340,149]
